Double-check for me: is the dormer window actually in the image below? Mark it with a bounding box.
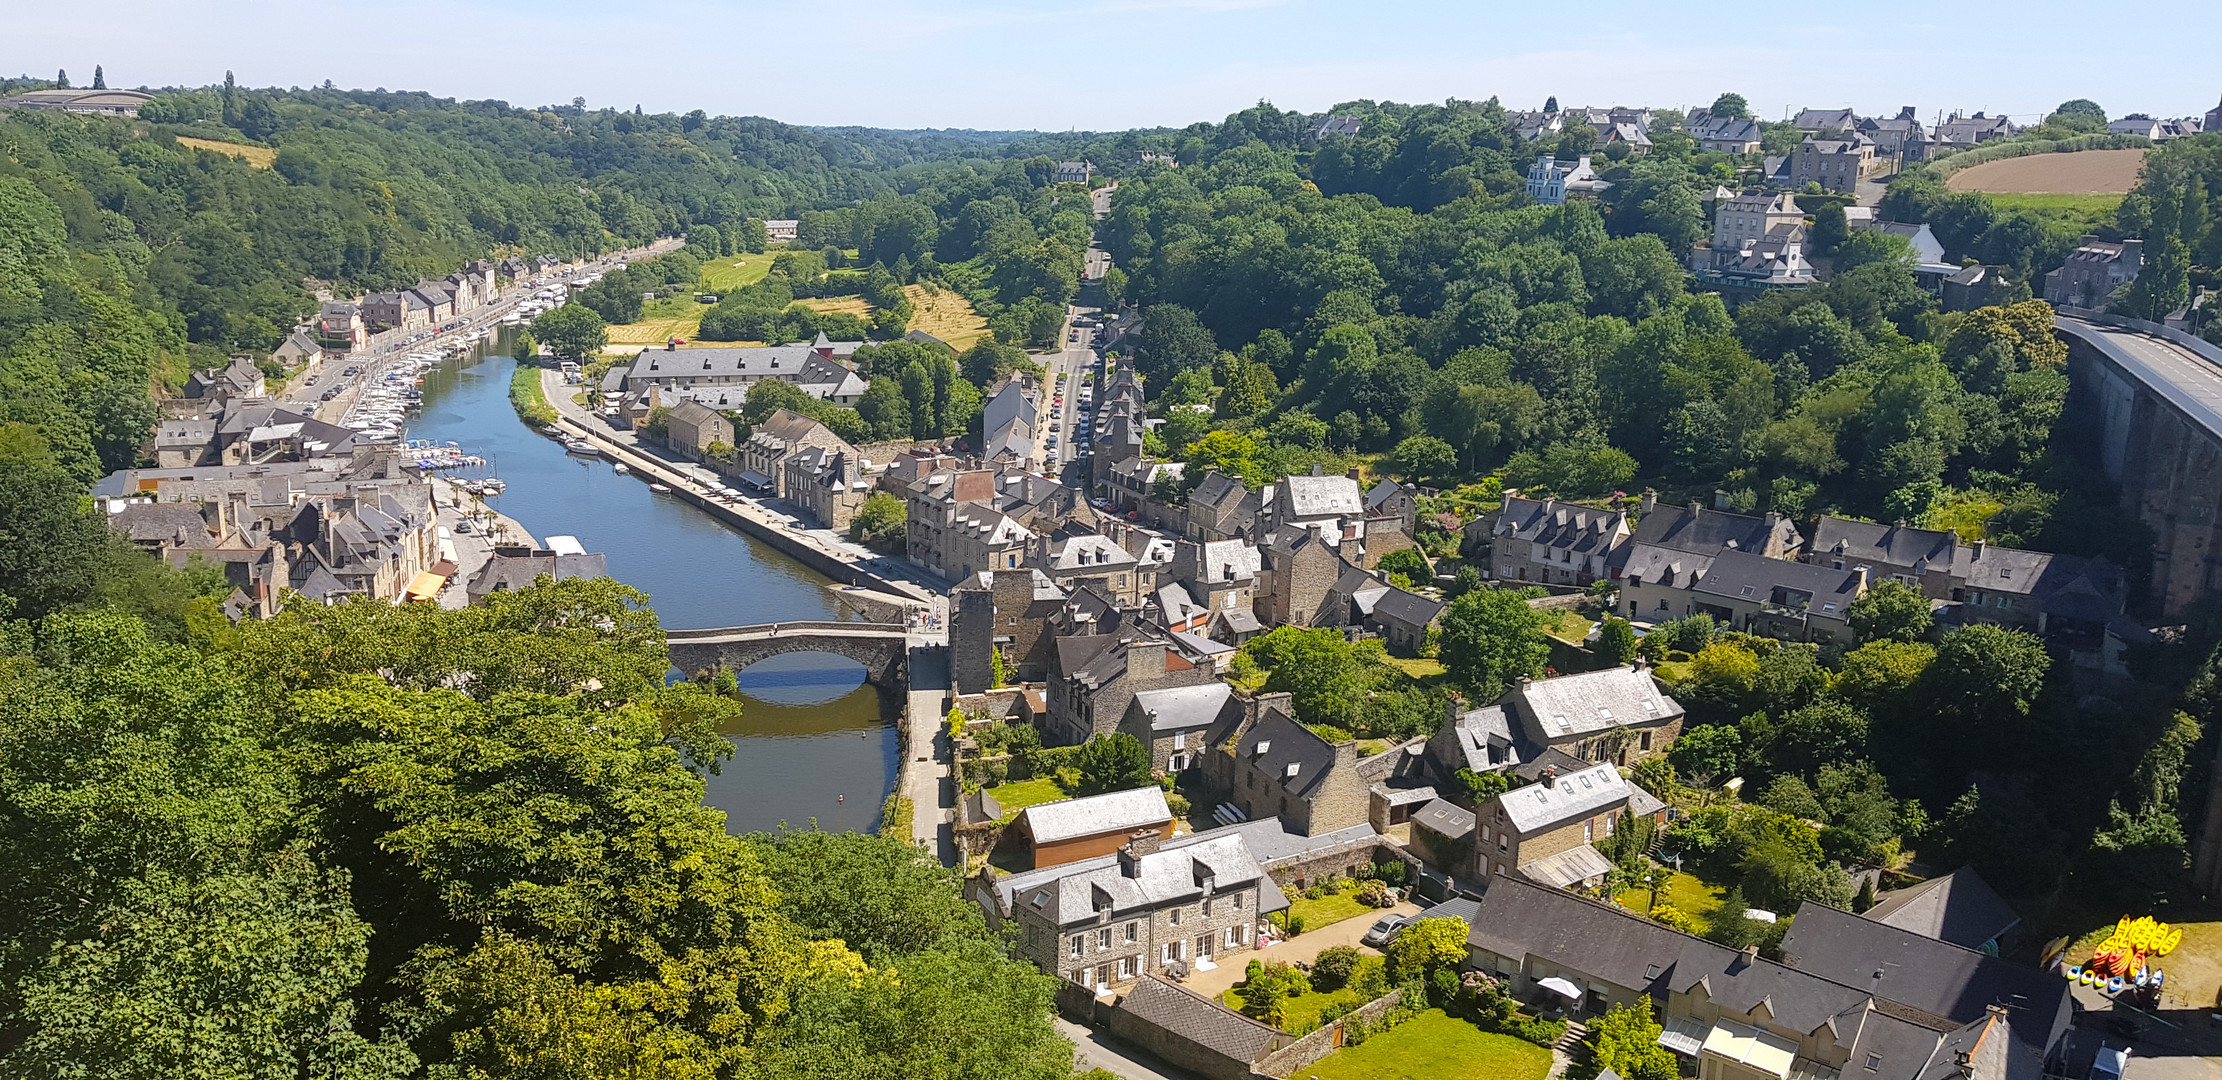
[1865,1055,1882,1071]
[1284,763,1301,779]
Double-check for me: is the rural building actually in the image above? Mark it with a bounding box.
[1011,787,1176,870]
[2043,237,2144,310]
[1,88,152,116]
[661,398,733,460]
[1474,760,1664,889]
[1526,155,1611,205]
[1478,493,1631,586]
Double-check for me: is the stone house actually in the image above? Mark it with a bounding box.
[958,566,1072,689]
[783,446,869,531]
[1474,760,1665,890]
[1044,631,1216,746]
[1458,877,2069,1076]
[1478,493,1631,586]
[1617,497,1805,619]
[271,331,324,372]
[317,302,366,349]
[1363,478,1418,538]
[1526,155,1611,205]
[1033,532,1144,605]
[466,548,609,603]
[1711,192,1805,252]
[1789,134,1877,195]
[1791,107,1858,133]
[1091,976,1292,1080]
[1933,112,2016,150]
[1168,539,1261,621]
[1408,798,1477,873]
[1254,522,1358,628]
[740,408,852,496]
[1690,116,1763,154]
[1012,787,1176,870]
[1185,471,1262,542]
[973,827,1281,991]
[1220,709,1371,837]
[1806,516,1961,598]
[662,398,734,460]
[1502,665,1685,765]
[1117,682,1250,774]
[185,355,267,404]
[1650,547,1870,645]
[1857,107,1932,167]
[153,418,220,468]
[2043,237,2144,311]
[1366,586,1443,656]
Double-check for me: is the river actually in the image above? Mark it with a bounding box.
[406,331,896,834]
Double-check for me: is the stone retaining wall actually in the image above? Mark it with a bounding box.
[1250,988,1405,1078]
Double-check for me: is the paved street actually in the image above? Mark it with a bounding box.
[904,646,956,864]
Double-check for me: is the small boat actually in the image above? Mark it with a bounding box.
[648,483,672,494]
[563,440,602,458]
[612,463,630,475]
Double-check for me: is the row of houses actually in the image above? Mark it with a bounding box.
[317,256,562,348]
[1477,490,2138,665]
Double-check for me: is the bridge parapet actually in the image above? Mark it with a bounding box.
[666,621,911,689]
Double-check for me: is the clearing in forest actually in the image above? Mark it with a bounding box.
[174,136,276,168]
[1946,148,2147,194]
[903,284,990,350]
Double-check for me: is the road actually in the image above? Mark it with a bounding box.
[1056,1016,1202,1080]
[276,237,684,426]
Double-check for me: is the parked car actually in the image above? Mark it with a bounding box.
[2090,1045,2130,1080]
[1361,914,1409,948]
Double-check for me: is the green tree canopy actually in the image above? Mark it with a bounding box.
[1437,589,1550,698]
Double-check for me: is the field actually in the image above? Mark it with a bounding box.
[1305,1010,1553,1080]
[904,284,991,350]
[701,253,776,293]
[602,295,719,347]
[798,296,874,319]
[174,136,276,168]
[1982,192,2127,216]
[1946,148,2147,194]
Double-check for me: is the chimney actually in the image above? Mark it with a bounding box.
[1713,489,1731,510]
[1640,488,1657,515]
[1445,692,1466,726]
[1764,511,1779,530]
[1310,464,1324,477]
[1347,466,1363,481]
[1971,539,1985,559]
[1736,945,1759,970]
[1117,827,1163,879]
[1688,501,1702,518]
[1541,766,1558,788]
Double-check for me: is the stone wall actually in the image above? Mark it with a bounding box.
[1250,988,1405,1078]
[1264,837,1418,893]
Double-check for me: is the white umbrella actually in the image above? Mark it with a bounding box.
[1537,976,1584,1000]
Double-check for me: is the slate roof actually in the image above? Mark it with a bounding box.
[1618,503,1801,578]
[1043,533,1138,572]
[1277,473,1363,519]
[1812,516,1958,569]
[1778,902,2071,1057]
[1113,976,1288,1062]
[1691,548,1865,618]
[1129,681,1237,732]
[991,830,1280,927]
[626,345,866,398]
[1198,539,1260,584]
[1862,867,2020,949]
[1794,107,1859,130]
[1511,665,1682,741]
[110,503,214,544]
[466,552,609,598]
[156,418,217,448]
[1235,710,1341,799]
[1364,478,1405,513]
[1018,787,1174,845]
[1494,762,1633,834]
[1491,496,1629,559]
[1369,586,1444,629]
[1412,797,1477,841]
[1438,702,1521,773]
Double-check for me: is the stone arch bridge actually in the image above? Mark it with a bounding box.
[666,621,910,689]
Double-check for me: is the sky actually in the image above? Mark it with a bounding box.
[9,0,2220,132]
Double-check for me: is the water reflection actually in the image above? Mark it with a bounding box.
[404,334,896,833]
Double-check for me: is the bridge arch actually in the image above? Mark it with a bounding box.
[667,622,910,690]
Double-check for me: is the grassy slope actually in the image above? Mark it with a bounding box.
[1308,1010,1553,1080]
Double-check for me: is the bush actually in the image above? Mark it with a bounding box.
[1512,1015,1567,1047]
[1358,881,1393,908]
[1311,945,1363,991]
[1372,860,1408,887]
[1165,791,1190,816]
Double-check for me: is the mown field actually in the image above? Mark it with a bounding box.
[174,136,275,168]
[1945,148,2147,194]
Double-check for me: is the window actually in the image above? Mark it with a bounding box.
[1172,732,1186,751]
[1865,1055,1882,1072]
[1125,922,1138,943]
[1228,925,1247,947]
[1584,820,1594,842]
[1096,929,1111,950]
[1639,731,1652,751]
[1645,963,1660,980]
[1069,936,1084,958]
[1203,898,1214,917]
[1162,941,1185,964]
[1169,907,1182,926]
[1498,835,1508,853]
[1119,956,1136,979]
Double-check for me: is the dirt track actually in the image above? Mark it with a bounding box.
[1947,148,2148,194]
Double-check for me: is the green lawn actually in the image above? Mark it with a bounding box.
[1638,869,1727,928]
[1541,610,1595,644]
[1222,984,1369,1035]
[1288,890,1378,931]
[701,253,776,292]
[1379,656,1448,679]
[1983,191,2124,217]
[1307,1009,1553,1080]
[983,778,1068,821]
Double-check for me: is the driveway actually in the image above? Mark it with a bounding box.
[1180,900,1421,1000]
[1056,1016,1200,1080]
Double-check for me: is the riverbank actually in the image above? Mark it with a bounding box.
[535,367,946,609]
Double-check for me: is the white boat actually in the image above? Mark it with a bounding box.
[647,483,672,494]
[612,463,630,475]
[563,440,602,458]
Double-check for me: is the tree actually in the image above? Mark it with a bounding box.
[738,218,770,253]
[0,425,123,620]
[510,330,536,362]
[531,303,607,362]
[686,224,723,255]
[1667,724,1744,787]
[1387,915,1468,981]
[1848,579,1932,644]
[1390,435,1458,485]
[1708,93,1751,121]
[1375,548,1431,584]
[1132,304,1218,379]
[1437,589,1550,698]
[55,69,69,89]
[92,65,105,90]
[1595,617,1639,665]
[1182,430,1265,490]
[1922,624,2050,731]
[2048,98,2108,132]
[1073,733,1154,795]
[1310,945,1362,991]
[1235,962,1310,1026]
[848,491,906,545]
[1573,1000,1678,1080]
[1242,626,1366,726]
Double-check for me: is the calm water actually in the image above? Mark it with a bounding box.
[406,335,896,833]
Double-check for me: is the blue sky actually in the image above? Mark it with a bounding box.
[9,0,2219,131]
